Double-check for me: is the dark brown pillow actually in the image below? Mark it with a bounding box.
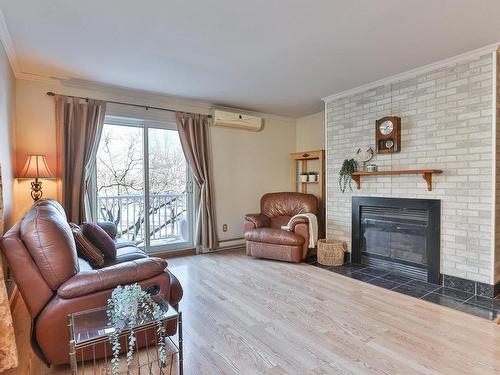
[81,222,117,260]
[69,224,105,268]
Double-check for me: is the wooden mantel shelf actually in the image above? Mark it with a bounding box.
[351,169,443,191]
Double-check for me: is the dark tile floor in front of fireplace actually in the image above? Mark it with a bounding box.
[306,260,500,321]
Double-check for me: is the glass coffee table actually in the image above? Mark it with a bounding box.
[68,297,183,374]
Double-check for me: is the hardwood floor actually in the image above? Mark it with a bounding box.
[6,249,500,374]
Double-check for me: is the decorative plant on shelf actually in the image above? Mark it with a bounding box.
[339,159,357,193]
[107,284,167,375]
[300,172,309,182]
[308,172,318,182]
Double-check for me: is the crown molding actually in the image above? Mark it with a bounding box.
[17,71,60,83]
[58,77,215,111]
[322,42,500,103]
[0,7,21,77]
[16,73,296,122]
[54,78,295,122]
[1,6,60,83]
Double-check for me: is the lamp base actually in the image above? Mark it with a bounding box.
[31,178,43,202]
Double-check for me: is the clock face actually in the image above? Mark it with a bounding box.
[379,120,394,135]
[356,146,374,162]
[385,139,394,149]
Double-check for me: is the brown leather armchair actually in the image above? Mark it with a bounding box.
[0,200,183,365]
[244,192,317,263]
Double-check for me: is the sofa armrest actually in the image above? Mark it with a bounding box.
[96,221,118,240]
[57,258,168,299]
[244,213,271,229]
[290,219,308,232]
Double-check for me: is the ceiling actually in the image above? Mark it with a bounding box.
[1,1,500,117]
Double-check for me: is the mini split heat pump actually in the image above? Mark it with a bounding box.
[210,109,263,131]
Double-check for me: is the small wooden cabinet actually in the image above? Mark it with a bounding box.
[290,150,325,238]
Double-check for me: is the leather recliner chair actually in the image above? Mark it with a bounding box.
[244,192,317,263]
[0,199,183,365]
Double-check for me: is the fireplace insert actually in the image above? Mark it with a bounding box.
[352,197,440,284]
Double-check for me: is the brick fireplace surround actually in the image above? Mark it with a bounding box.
[324,45,500,298]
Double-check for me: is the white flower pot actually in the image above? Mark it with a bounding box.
[308,174,318,182]
[300,175,308,182]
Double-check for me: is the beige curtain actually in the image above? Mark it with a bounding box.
[56,96,106,224]
[176,113,219,252]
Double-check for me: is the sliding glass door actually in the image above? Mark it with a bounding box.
[95,116,193,252]
[147,126,192,249]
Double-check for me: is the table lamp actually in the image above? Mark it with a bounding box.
[18,155,54,202]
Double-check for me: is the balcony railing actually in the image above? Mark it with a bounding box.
[97,193,187,246]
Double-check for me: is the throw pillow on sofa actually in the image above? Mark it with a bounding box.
[81,222,117,259]
[69,223,105,268]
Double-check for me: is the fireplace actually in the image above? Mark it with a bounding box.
[352,197,440,284]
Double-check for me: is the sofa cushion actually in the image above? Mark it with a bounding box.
[70,224,104,268]
[81,222,117,259]
[116,240,137,249]
[270,215,292,229]
[20,202,78,290]
[96,221,117,239]
[57,258,168,299]
[261,192,317,218]
[245,228,305,246]
[103,246,148,266]
[77,257,93,272]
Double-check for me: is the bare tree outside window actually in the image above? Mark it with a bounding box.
[96,123,189,247]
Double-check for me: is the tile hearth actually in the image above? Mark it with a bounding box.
[306,260,500,321]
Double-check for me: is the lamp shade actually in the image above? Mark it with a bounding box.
[19,155,54,179]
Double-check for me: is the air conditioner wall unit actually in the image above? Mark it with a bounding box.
[210,109,263,132]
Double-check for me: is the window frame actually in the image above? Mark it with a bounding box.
[93,114,195,253]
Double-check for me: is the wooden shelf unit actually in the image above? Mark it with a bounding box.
[351,169,443,191]
[290,150,325,238]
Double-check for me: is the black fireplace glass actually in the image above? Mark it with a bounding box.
[361,206,428,266]
[352,197,440,284]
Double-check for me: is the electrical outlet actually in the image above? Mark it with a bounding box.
[222,224,228,232]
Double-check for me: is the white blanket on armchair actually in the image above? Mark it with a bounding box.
[281,213,318,248]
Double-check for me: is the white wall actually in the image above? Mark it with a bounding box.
[0,43,15,232]
[212,119,295,243]
[295,111,324,151]
[13,79,297,248]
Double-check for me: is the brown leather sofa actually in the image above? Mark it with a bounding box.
[244,192,317,263]
[0,199,183,365]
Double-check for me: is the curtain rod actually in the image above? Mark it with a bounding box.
[46,92,212,118]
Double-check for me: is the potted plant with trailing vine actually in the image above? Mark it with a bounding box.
[339,159,357,193]
[107,284,167,375]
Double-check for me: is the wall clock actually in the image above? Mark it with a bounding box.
[356,145,374,162]
[375,116,401,154]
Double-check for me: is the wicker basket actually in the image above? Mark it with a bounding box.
[317,239,346,266]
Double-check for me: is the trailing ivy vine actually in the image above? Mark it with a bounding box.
[339,159,357,193]
[107,284,167,375]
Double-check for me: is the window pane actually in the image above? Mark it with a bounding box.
[96,124,145,245]
[148,127,190,247]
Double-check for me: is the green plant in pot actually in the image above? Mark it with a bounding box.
[107,284,167,375]
[339,159,357,193]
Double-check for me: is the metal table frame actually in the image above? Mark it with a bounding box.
[68,301,183,375]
